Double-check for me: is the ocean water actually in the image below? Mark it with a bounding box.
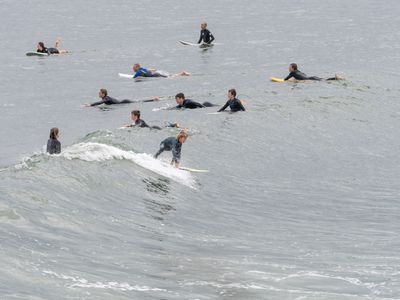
[1,0,400,299]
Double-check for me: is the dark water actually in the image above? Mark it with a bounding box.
[1,0,400,299]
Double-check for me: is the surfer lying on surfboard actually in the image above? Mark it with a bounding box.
[36,38,68,54]
[154,131,188,168]
[173,93,218,109]
[218,89,246,112]
[122,110,181,129]
[84,89,160,107]
[132,63,190,79]
[284,63,344,81]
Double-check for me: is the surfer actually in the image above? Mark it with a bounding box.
[37,38,68,54]
[198,22,215,45]
[154,131,189,167]
[218,89,246,112]
[84,89,159,107]
[47,127,61,154]
[122,110,161,129]
[174,93,217,109]
[284,63,344,81]
[132,63,190,78]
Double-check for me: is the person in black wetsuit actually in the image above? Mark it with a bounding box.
[36,38,68,54]
[84,89,159,107]
[154,131,188,167]
[198,23,215,45]
[47,127,61,154]
[174,93,217,109]
[284,63,344,81]
[218,89,246,112]
[122,110,162,130]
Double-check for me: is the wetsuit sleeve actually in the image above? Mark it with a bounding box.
[284,73,294,81]
[238,100,246,111]
[90,100,105,106]
[198,31,203,44]
[55,141,61,154]
[218,101,230,112]
[208,33,215,44]
[172,144,181,163]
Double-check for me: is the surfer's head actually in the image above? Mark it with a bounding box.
[131,110,140,121]
[133,63,141,72]
[228,88,236,100]
[99,88,107,98]
[49,127,59,140]
[289,63,298,72]
[201,22,208,30]
[175,93,185,105]
[37,42,45,51]
[177,131,188,144]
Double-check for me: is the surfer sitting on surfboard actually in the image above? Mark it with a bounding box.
[218,89,246,112]
[284,63,344,81]
[198,22,215,45]
[174,93,217,109]
[154,131,188,168]
[132,63,190,79]
[84,89,159,107]
[37,38,68,54]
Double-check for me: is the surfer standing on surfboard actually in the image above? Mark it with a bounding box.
[284,63,344,81]
[198,22,215,45]
[154,131,188,168]
[132,63,190,79]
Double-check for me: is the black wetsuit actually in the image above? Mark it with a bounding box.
[175,99,217,109]
[37,47,59,55]
[129,119,161,130]
[284,70,337,81]
[47,139,61,154]
[218,98,246,112]
[154,137,182,163]
[90,96,133,106]
[198,29,215,44]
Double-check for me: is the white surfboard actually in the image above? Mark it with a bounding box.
[179,166,209,173]
[119,73,134,79]
[26,52,49,57]
[179,41,214,48]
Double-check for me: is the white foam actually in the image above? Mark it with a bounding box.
[61,142,196,188]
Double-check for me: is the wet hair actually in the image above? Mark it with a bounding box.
[228,89,237,97]
[177,130,189,141]
[290,63,298,71]
[100,88,107,97]
[202,22,208,27]
[49,127,59,140]
[175,93,185,99]
[131,110,140,118]
[38,42,45,49]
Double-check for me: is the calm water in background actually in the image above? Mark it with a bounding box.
[1,0,400,299]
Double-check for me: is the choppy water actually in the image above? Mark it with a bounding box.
[1,0,400,299]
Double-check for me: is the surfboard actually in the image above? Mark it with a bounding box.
[207,112,222,115]
[119,73,134,79]
[270,77,285,82]
[179,167,209,173]
[179,41,214,48]
[26,52,49,57]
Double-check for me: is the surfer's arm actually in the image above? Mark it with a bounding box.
[218,101,229,112]
[198,31,203,44]
[87,100,104,107]
[208,33,215,44]
[284,73,294,81]
[238,100,246,111]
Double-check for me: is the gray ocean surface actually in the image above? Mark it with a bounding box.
[1,0,400,299]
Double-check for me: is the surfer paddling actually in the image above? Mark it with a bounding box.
[84,89,159,107]
[284,63,344,81]
[132,63,190,79]
[174,93,217,109]
[37,38,68,54]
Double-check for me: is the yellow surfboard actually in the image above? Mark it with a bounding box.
[270,77,285,82]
